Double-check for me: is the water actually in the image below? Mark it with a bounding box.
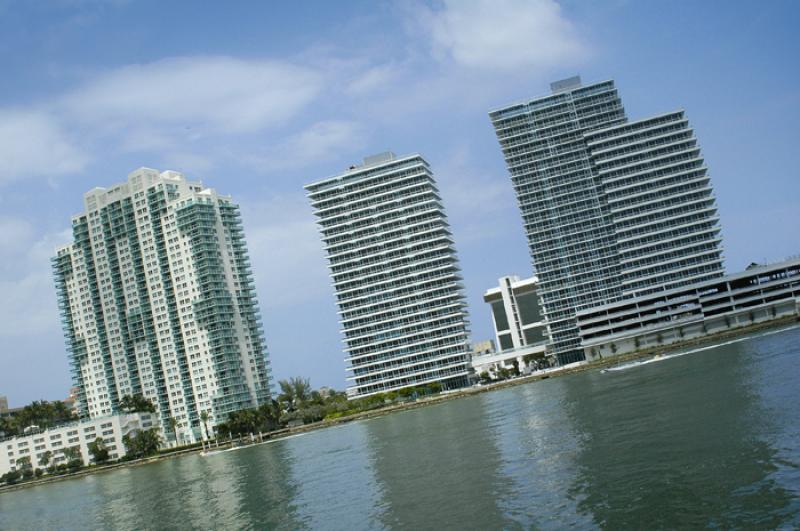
[2,326,799,529]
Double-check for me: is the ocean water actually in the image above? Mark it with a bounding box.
[2,326,799,529]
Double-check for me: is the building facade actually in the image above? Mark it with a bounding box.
[1,413,154,476]
[52,168,272,443]
[584,110,724,298]
[577,258,800,358]
[484,275,548,352]
[489,76,724,364]
[473,276,550,379]
[306,152,471,398]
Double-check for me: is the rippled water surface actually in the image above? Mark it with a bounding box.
[2,327,800,529]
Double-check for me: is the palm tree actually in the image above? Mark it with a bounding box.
[88,438,110,464]
[38,450,52,469]
[119,394,156,413]
[167,417,179,446]
[62,446,83,470]
[278,380,296,412]
[123,428,162,458]
[278,377,312,412]
[257,399,282,431]
[200,411,211,441]
[292,377,311,405]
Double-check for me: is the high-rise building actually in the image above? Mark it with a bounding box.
[489,76,724,364]
[306,152,471,398]
[52,168,271,443]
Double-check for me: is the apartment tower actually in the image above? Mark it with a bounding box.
[52,168,272,443]
[306,152,471,398]
[490,76,724,364]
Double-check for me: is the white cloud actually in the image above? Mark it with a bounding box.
[420,0,586,71]
[284,121,364,164]
[244,120,366,173]
[157,150,216,175]
[240,196,331,309]
[0,109,88,186]
[62,56,322,134]
[346,64,399,95]
[0,217,35,256]
[432,146,518,245]
[0,223,72,337]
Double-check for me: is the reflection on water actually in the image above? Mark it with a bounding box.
[286,423,387,529]
[563,336,800,528]
[97,439,306,529]
[483,380,595,529]
[1,327,799,529]
[363,396,514,529]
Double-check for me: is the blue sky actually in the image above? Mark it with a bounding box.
[0,0,798,406]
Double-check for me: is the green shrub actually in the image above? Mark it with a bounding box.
[1,470,21,485]
[426,382,442,394]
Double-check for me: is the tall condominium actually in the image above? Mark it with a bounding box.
[52,168,272,443]
[490,76,724,364]
[306,152,471,397]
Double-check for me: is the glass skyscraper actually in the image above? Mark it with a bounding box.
[52,168,272,443]
[306,152,471,397]
[490,76,724,364]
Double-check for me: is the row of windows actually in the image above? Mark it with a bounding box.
[308,163,428,205]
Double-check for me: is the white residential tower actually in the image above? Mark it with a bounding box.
[52,168,272,443]
[306,152,471,397]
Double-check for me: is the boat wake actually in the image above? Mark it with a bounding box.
[602,324,800,373]
[200,445,244,457]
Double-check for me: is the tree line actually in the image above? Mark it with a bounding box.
[0,400,76,438]
[215,377,443,437]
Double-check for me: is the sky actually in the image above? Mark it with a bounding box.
[0,0,798,407]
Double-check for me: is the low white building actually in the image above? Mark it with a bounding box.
[471,342,548,379]
[474,276,552,380]
[577,258,800,359]
[1,412,155,476]
[484,276,549,351]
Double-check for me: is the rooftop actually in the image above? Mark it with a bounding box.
[304,152,427,191]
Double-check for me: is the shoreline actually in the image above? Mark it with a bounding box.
[3,315,797,494]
